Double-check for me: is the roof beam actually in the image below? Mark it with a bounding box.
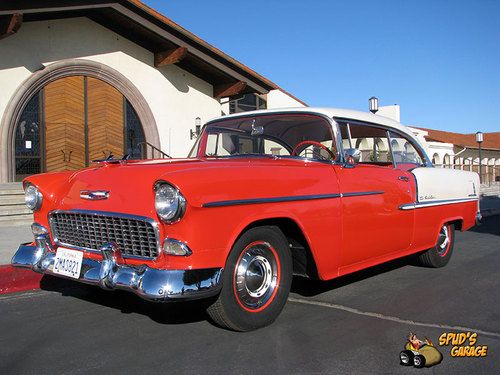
[112,4,270,94]
[214,81,247,99]
[154,47,188,67]
[0,13,22,40]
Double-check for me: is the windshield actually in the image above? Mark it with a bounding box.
[189,114,337,161]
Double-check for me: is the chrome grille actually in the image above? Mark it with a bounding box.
[50,211,159,258]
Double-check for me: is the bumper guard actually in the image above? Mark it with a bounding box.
[11,234,223,302]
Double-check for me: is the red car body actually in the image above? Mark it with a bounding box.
[24,157,477,278]
[12,108,480,330]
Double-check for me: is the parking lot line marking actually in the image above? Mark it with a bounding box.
[289,297,500,339]
[0,289,48,302]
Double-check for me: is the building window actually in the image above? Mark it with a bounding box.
[14,92,42,180]
[229,94,266,114]
[124,100,145,159]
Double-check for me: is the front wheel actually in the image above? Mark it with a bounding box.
[207,226,292,331]
[415,223,455,268]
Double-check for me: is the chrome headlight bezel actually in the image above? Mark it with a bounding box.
[154,181,186,224]
[24,184,43,212]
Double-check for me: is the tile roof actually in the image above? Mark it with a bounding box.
[417,127,500,151]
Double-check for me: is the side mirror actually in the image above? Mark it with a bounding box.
[345,148,361,165]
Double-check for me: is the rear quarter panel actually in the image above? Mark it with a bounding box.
[411,167,479,250]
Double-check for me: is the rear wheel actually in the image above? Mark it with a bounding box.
[416,223,455,268]
[207,226,292,331]
[413,354,426,368]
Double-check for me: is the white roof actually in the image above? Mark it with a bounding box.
[208,107,431,163]
[216,107,418,142]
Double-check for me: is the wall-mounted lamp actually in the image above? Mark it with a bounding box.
[369,96,379,114]
[190,117,201,140]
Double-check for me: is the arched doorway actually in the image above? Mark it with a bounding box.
[13,76,145,181]
[1,59,160,183]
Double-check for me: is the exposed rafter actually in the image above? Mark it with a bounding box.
[0,13,23,40]
[154,47,188,67]
[213,81,247,99]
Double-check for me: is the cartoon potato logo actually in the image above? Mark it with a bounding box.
[399,333,443,368]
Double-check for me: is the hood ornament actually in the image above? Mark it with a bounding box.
[80,190,110,200]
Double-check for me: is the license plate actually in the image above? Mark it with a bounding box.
[53,247,83,279]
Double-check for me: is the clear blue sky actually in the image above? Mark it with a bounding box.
[144,0,500,133]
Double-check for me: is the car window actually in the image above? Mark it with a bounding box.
[263,139,291,156]
[388,131,425,169]
[195,114,336,161]
[339,122,391,164]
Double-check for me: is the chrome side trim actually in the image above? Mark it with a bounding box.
[203,193,341,208]
[342,191,384,198]
[48,209,161,260]
[11,240,223,302]
[202,191,384,208]
[399,197,479,210]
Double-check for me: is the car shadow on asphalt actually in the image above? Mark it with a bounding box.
[39,255,417,321]
[39,275,214,325]
[291,256,413,297]
[469,215,500,236]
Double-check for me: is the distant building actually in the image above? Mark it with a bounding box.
[376,105,500,184]
[0,1,305,182]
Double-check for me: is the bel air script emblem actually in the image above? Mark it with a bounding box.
[80,190,110,200]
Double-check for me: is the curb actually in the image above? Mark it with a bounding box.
[0,265,43,294]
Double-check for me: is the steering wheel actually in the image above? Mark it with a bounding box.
[291,141,336,161]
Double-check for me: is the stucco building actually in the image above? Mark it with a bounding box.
[0,0,305,183]
[377,105,500,186]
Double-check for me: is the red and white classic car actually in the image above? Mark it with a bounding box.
[12,108,481,331]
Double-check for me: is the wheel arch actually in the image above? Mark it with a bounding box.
[439,216,463,231]
[231,217,319,279]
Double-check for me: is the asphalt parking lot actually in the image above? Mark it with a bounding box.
[1,216,498,375]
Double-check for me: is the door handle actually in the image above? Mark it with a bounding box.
[398,176,409,182]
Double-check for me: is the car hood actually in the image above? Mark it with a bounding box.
[26,157,335,212]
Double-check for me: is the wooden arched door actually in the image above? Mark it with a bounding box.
[44,76,132,172]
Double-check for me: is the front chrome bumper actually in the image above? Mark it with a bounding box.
[11,234,223,302]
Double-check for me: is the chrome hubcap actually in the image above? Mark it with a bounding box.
[437,225,450,256]
[234,242,279,309]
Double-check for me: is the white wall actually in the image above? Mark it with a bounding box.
[376,105,400,122]
[0,17,222,158]
[266,89,306,109]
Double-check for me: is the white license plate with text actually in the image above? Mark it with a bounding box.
[53,248,83,279]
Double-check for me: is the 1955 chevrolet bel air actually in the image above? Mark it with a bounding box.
[12,108,481,331]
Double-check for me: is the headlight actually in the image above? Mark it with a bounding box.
[25,184,42,211]
[154,182,186,223]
